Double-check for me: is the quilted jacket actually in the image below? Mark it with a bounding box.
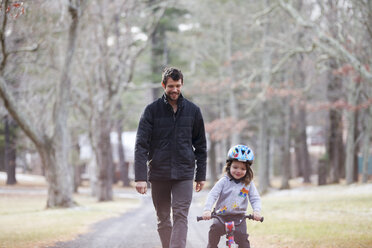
[134,94,207,182]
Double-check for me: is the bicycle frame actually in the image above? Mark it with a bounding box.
[224,220,237,248]
[197,211,264,248]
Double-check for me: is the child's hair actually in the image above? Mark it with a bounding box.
[224,160,254,186]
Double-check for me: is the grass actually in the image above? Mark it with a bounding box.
[247,184,372,248]
[0,186,140,248]
[1,173,372,248]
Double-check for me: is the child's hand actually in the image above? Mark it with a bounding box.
[253,211,262,221]
[202,210,211,220]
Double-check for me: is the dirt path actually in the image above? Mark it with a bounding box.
[48,189,266,248]
[1,184,263,248]
[49,191,213,248]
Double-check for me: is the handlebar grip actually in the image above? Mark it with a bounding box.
[247,214,264,222]
[197,214,264,222]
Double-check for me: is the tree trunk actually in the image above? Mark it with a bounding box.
[258,100,270,194]
[88,153,98,197]
[225,18,240,145]
[318,159,327,185]
[280,100,291,189]
[4,115,17,185]
[361,87,372,183]
[364,2,372,182]
[150,29,162,100]
[208,140,218,186]
[44,1,80,207]
[298,104,311,183]
[117,120,130,187]
[353,106,360,182]
[150,0,167,101]
[294,141,302,177]
[258,0,271,194]
[327,59,344,183]
[345,81,358,184]
[269,136,275,180]
[73,142,82,193]
[345,113,356,184]
[40,144,74,208]
[96,115,114,201]
[292,23,311,183]
[74,164,81,193]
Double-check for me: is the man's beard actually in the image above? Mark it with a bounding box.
[166,92,179,101]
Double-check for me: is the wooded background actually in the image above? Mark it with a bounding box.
[0,0,371,208]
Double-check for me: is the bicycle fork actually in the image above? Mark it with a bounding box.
[225,221,238,248]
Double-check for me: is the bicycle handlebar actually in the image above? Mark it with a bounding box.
[196,213,264,223]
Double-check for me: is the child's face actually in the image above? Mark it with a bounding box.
[230,161,247,180]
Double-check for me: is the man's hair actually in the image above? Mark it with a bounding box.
[162,67,183,86]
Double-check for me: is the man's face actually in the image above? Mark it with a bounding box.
[162,78,183,103]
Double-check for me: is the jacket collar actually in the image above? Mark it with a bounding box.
[162,93,184,108]
[229,177,242,184]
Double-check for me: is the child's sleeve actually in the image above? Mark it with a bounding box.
[203,177,226,212]
[248,181,261,212]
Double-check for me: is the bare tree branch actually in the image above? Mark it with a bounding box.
[0,76,45,147]
[0,0,45,147]
[7,43,39,55]
[52,0,81,136]
[252,2,279,21]
[272,44,316,74]
[0,0,9,72]
[278,0,372,80]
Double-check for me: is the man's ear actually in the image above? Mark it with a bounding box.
[161,82,166,89]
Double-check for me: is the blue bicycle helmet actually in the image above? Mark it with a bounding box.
[227,144,254,164]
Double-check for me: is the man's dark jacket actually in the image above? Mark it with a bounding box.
[134,94,207,182]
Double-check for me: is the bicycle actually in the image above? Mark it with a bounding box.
[197,211,264,248]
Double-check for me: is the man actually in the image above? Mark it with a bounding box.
[134,67,207,248]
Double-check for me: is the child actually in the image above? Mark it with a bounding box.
[202,144,262,248]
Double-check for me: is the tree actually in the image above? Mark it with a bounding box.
[292,1,311,182]
[278,0,372,184]
[74,0,166,201]
[256,0,273,194]
[359,0,372,183]
[148,5,184,100]
[0,0,84,207]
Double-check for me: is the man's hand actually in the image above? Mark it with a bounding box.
[195,181,205,192]
[135,181,147,194]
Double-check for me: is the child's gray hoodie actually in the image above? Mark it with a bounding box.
[204,175,261,214]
